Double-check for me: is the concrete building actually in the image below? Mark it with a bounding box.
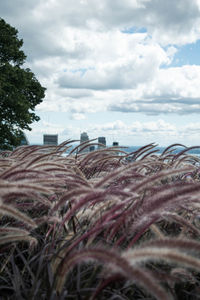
[43,134,58,145]
[98,137,106,149]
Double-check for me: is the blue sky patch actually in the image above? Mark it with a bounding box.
[122,26,147,34]
[171,40,200,67]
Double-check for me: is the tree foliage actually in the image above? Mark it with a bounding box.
[0,18,46,150]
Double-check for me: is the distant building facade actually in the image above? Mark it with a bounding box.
[80,132,89,153]
[80,132,89,143]
[43,134,58,145]
[113,142,119,147]
[113,141,119,155]
[98,137,106,149]
[89,145,95,152]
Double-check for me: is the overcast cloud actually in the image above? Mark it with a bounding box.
[1,0,200,145]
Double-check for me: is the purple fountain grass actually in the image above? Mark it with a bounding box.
[163,212,200,236]
[30,166,67,174]
[59,190,108,228]
[78,147,127,170]
[161,143,186,156]
[0,180,54,195]
[61,165,199,249]
[77,142,100,155]
[0,226,37,247]
[139,149,160,160]
[174,154,200,168]
[8,145,33,158]
[124,246,200,272]
[138,237,200,253]
[70,191,139,246]
[105,196,143,242]
[88,201,128,235]
[0,158,13,166]
[0,227,30,235]
[158,153,176,165]
[90,273,125,300]
[76,199,123,228]
[94,160,144,189]
[132,182,192,214]
[0,150,12,157]
[0,169,49,181]
[0,161,27,179]
[2,190,52,207]
[124,183,200,246]
[34,215,60,227]
[1,142,200,298]
[0,234,37,246]
[54,247,172,300]
[132,143,158,160]
[24,152,60,168]
[0,200,37,229]
[130,166,194,192]
[91,180,200,248]
[62,171,92,187]
[53,139,78,155]
[81,154,122,171]
[50,187,93,214]
[104,185,134,198]
[128,216,160,248]
[51,224,109,276]
[80,156,120,175]
[57,139,78,148]
[30,161,68,170]
[10,145,60,164]
[10,177,67,188]
[76,148,108,167]
[127,143,156,158]
[172,146,200,162]
[10,144,41,157]
[69,138,97,155]
[136,161,168,174]
[139,182,200,215]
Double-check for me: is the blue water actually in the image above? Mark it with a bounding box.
[67,144,200,157]
[124,146,200,157]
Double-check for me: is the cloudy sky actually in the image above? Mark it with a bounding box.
[1,0,200,146]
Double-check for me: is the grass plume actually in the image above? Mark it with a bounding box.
[0,141,200,299]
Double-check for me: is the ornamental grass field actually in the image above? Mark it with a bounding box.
[1,140,200,299]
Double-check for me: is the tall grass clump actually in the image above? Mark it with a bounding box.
[1,141,200,299]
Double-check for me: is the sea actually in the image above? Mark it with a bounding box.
[125,146,200,157]
[66,144,200,158]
